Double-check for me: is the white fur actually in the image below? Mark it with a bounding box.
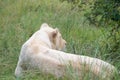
[15,23,116,79]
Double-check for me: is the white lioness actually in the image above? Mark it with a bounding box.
[15,23,116,79]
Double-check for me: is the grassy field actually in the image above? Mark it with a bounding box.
[0,0,119,80]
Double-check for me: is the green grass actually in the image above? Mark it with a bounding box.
[0,0,119,80]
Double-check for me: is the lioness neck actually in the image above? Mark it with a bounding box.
[26,30,52,49]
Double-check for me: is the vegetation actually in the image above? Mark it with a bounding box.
[0,0,119,80]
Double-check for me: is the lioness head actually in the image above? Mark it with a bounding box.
[40,23,66,51]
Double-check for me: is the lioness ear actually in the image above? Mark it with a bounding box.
[52,28,58,38]
[40,23,49,29]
